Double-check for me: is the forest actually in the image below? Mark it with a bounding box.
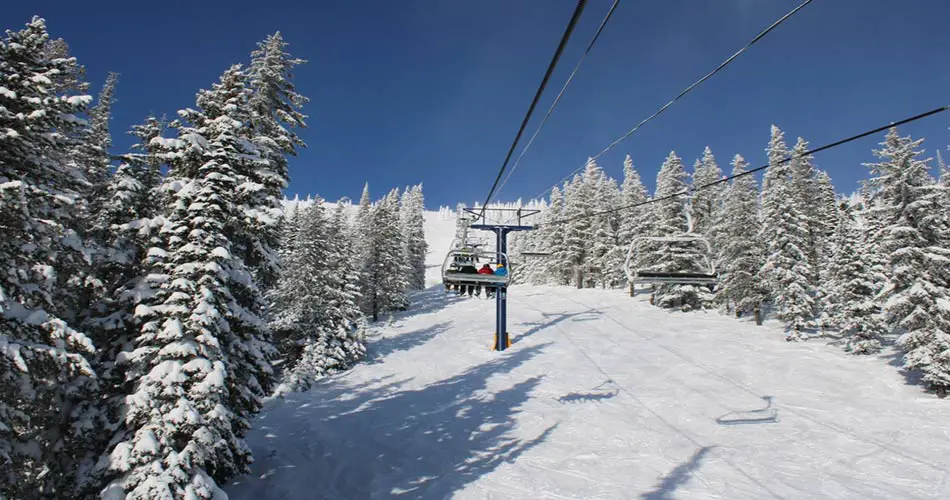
[510,125,950,395]
[0,16,424,499]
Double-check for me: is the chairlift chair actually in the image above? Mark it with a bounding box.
[442,250,511,288]
[623,235,718,287]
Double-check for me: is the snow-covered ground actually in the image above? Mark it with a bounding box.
[226,208,950,499]
[227,285,950,499]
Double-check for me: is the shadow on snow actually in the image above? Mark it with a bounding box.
[715,396,779,426]
[364,321,453,364]
[228,342,556,499]
[641,446,716,500]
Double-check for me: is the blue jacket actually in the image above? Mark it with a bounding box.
[494,266,508,276]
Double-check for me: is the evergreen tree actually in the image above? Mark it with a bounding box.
[580,159,617,287]
[40,36,87,94]
[825,202,886,354]
[103,65,274,498]
[716,155,764,316]
[866,129,950,395]
[542,185,570,285]
[0,17,99,498]
[612,155,651,292]
[561,173,590,288]
[355,183,375,315]
[812,170,840,330]
[270,198,366,392]
[83,72,119,217]
[365,189,409,321]
[325,202,368,366]
[759,126,815,338]
[125,115,168,214]
[400,184,427,290]
[788,137,823,285]
[690,146,725,237]
[649,151,709,310]
[241,32,308,294]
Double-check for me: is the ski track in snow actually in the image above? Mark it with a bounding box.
[227,284,950,499]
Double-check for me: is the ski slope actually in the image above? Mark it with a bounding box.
[227,286,950,499]
[226,208,950,499]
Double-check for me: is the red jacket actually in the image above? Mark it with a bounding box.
[477,266,494,275]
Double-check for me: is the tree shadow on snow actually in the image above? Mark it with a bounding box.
[402,285,467,317]
[229,342,556,499]
[364,321,453,363]
[883,349,926,390]
[640,446,716,500]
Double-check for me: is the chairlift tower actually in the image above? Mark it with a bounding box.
[442,207,539,351]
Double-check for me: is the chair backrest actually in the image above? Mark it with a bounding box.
[623,235,715,285]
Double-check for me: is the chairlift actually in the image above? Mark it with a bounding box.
[624,235,718,287]
[442,250,510,288]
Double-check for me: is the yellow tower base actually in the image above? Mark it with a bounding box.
[491,332,512,350]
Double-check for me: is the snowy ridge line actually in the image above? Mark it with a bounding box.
[540,104,950,228]
[532,0,816,201]
[517,295,786,499]
[491,0,621,204]
[562,293,950,473]
[479,0,589,218]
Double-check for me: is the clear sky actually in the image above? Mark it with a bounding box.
[11,0,950,209]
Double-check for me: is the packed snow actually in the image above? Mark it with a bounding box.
[226,209,950,499]
[226,285,950,499]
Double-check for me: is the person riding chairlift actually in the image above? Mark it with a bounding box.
[494,262,508,277]
[478,264,495,299]
[458,260,478,296]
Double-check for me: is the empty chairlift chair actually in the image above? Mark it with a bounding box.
[623,235,718,289]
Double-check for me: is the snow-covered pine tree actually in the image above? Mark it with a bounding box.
[716,154,764,317]
[582,159,618,288]
[758,126,815,339]
[788,137,823,286]
[268,201,308,370]
[819,200,848,330]
[562,172,591,288]
[365,189,410,321]
[83,72,119,221]
[270,198,366,392]
[612,155,651,293]
[940,149,950,209]
[690,146,725,238]
[400,184,427,290]
[813,171,838,251]
[812,169,841,331]
[690,147,726,287]
[543,185,570,285]
[825,202,887,354]
[40,35,87,94]
[355,183,375,315]
[125,115,168,214]
[242,32,308,294]
[648,151,709,310]
[326,202,368,365]
[865,129,950,395]
[103,65,274,498]
[0,17,100,498]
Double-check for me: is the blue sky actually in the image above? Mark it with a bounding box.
[12,0,950,209]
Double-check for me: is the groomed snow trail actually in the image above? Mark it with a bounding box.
[227,286,950,499]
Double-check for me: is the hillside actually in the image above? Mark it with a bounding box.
[226,208,950,499]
